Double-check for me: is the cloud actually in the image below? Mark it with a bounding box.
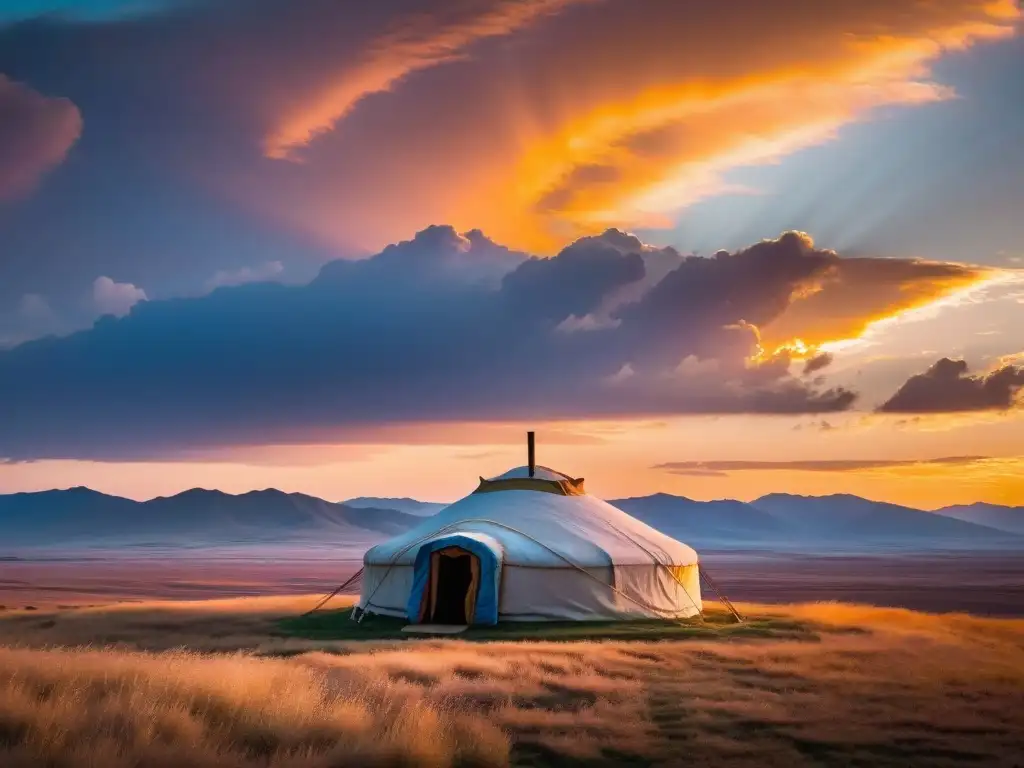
[93,276,147,317]
[3,278,152,349]
[0,75,81,200]
[445,0,1017,250]
[264,0,595,159]
[761,257,990,350]
[0,228,890,460]
[206,261,285,291]
[803,352,834,376]
[1,0,1018,269]
[878,357,1024,413]
[16,294,56,325]
[0,227,1010,461]
[0,294,62,349]
[315,225,529,290]
[792,419,838,432]
[502,232,645,321]
[31,0,1011,255]
[455,449,510,461]
[655,455,992,476]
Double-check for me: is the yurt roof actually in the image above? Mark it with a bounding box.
[474,464,585,496]
[488,465,573,482]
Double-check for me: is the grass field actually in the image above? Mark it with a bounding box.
[1,596,1023,766]
[278,605,832,643]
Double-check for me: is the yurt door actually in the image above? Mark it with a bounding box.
[428,546,480,624]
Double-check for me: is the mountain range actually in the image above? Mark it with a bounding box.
[608,493,1023,549]
[0,487,421,549]
[0,488,1021,553]
[343,497,447,516]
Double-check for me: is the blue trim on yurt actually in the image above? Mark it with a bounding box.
[406,533,502,625]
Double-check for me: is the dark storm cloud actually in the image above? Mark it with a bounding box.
[0,75,80,200]
[878,357,1024,413]
[655,456,991,475]
[0,229,861,460]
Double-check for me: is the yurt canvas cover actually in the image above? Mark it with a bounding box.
[360,465,701,624]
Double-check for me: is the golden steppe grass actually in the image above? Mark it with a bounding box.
[1,596,1023,767]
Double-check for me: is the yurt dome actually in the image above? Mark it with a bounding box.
[359,435,701,625]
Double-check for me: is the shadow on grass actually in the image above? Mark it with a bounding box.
[276,607,846,644]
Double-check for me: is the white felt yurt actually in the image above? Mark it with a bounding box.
[358,438,702,625]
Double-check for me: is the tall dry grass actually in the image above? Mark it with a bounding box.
[0,646,508,767]
[0,594,327,653]
[1,597,1023,766]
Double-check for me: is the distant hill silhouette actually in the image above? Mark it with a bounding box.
[343,497,447,516]
[611,492,1022,550]
[1,487,1020,552]
[933,503,1024,535]
[0,487,420,548]
[609,493,786,542]
[748,493,1011,544]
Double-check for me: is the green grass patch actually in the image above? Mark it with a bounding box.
[277,607,824,643]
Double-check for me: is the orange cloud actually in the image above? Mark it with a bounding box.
[656,455,993,475]
[264,0,594,160]
[497,5,1018,248]
[762,258,997,351]
[244,0,1020,253]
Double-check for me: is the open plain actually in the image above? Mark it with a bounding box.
[1,595,1023,767]
[3,550,1023,615]
[3,550,1023,765]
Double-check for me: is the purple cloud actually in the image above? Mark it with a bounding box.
[0,75,81,200]
[878,357,1024,413]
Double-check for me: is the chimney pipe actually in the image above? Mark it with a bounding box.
[527,431,535,477]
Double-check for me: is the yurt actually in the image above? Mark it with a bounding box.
[358,434,702,625]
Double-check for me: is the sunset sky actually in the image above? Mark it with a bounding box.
[1,0,1023,507]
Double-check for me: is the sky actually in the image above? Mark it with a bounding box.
[0,0,1023,508]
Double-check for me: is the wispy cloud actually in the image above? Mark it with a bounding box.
[264,0,594,160]
[231,0,1024,253]
[655,456,993,476]
[205,262,285,291]
[7,0,1018,257]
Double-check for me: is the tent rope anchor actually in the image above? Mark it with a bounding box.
[300,567,364,618]
[699,567,743,623]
